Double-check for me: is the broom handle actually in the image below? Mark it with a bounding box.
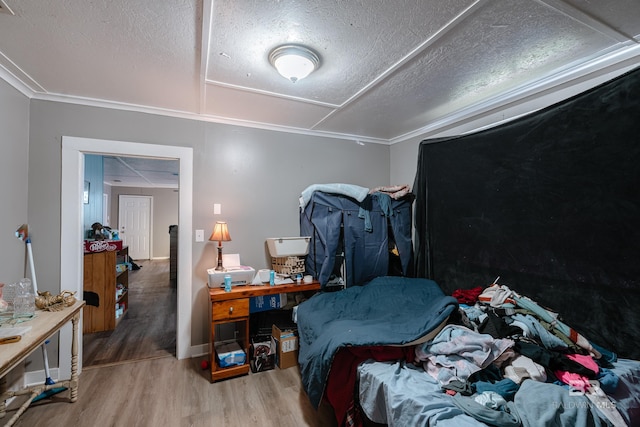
[26,238,53,380]
[41,343,52,379]
[25,239,38,294]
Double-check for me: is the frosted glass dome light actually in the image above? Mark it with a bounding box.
[269,45,320,83]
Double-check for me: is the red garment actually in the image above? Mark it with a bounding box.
[325,346,415,427]
[554,354,599,394]
[554,370,591,393]
[566,353,599,376]
[452,286,483,304]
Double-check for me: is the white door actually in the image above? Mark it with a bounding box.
[118,195,152,260]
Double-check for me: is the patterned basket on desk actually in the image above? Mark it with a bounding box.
[271,256,305,275]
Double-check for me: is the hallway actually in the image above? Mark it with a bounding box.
[82,259,176,367]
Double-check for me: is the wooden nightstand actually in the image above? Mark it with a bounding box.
[209,281,321,382]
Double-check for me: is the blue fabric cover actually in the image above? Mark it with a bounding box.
[358,360,485,426]
[358,358,640,426]
[296,276,458,408]
[300,191,414,288]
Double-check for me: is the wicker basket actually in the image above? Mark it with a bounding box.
[271,256,305,275]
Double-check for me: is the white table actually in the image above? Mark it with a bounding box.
[0,300,85,426]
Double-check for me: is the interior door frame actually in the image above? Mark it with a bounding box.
[61,136,193,378]
[118,194,153,260]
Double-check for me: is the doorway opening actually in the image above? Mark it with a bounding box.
[83,161,178,367]
[61,136,193,378]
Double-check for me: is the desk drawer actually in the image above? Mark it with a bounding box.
[213,299,249,321]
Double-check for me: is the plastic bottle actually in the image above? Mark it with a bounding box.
[269,270,275,286]
[224,274,232,292]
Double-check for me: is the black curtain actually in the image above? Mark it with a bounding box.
[413,66,640,359]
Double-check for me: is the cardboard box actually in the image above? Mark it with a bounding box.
[249,335,274,373]
[249,293,287,313]
[215,341,246,368]
[271,324,298,369]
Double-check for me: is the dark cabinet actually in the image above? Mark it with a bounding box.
[169,225,178,286]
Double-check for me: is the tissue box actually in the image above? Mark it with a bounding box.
[215,341,246,368]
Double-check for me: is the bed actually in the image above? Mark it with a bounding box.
[295,276,640,427]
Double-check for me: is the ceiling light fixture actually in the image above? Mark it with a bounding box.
[269,44,320,83]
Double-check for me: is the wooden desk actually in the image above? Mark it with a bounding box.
[209,281,321,382]
[0,300,85,426]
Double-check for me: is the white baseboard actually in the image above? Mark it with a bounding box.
[24,368,60,387]
[191,344,208,358]
[21,345,208,386]
[4,368,66,408]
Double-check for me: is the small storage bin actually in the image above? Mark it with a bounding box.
[266,237,310,257]
[271,256,306,275]
[267,237,309,275]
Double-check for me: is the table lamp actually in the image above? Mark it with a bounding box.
[209,221,231,271]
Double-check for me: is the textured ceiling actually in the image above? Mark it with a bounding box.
[103,156,179,189]
[1,0,640,185]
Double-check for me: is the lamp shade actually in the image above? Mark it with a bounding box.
[269,44,320,83]
[209,221,231,242]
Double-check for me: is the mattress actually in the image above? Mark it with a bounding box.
[296,276,458,411]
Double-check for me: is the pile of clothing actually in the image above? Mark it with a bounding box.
[413,282,627,426]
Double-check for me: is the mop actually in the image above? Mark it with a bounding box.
[15,224,68,402]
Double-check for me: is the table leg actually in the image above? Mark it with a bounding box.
[0,375,6,419]
[69,312,80,402]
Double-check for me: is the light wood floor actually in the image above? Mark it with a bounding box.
[8,259,338,427]
[10,356,337,426]
[83,259,176,367]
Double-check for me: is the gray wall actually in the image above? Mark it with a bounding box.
[0,79,30,286]
[83,154,104,236]
[27,100,390,347]
[0,79,30,385]
[109,186,179,259]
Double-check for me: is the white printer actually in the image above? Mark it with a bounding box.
[207,254,255,288]
[207,265,256,288]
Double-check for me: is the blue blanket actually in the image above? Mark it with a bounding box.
[296,276,458,408]
[358,358,640,426]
